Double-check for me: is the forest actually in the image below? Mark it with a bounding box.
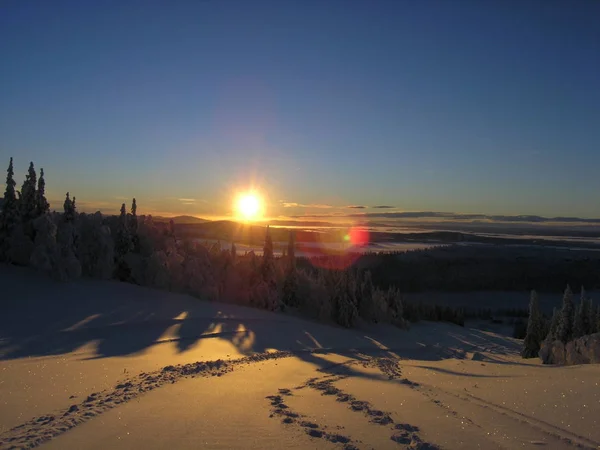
[0,158,466,330]
[2,157,600,354]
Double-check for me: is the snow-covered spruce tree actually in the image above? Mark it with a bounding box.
[578,286,591,336]
[584,290,592,335]
[282,231,298,307]
[294,267,329,321]
[130,198,137,230]
[545,307,560,342]
[253,226,279,311]
[557,285,575,343]
[522,290,544,358]
[77,212,115,279]
[573,303,584,340]
[62,192,77,223]
[168,219,176,243]
[0,157,20,260]
[53,192,81,280]
[209,240,221,256]
[572,287,590,339]
[63,193,71,218]
[7,222,35,265]
[261,225,275,285]
[130,198,140,253]
[287,231,295,264]
[19,162,37,224]
[539,312,551,342]
[589,300,598,334]
[370,287,389,323]
[4,160,38,265]
[231,242,237,261]
[115,203,132,255]
[330,270,358,328]
[114,203,133,280]
[387,286,407,328]
[29,213,59,274]
[36,168,50,216]
[358,270,376,322]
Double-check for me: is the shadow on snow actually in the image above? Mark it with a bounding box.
[0,264,524,378]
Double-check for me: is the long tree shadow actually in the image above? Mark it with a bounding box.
[0,264,528,376]
[0,265,197,360]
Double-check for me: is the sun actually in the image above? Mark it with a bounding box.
[235,192,263,220]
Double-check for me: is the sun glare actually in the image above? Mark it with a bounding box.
[235,192,262,220]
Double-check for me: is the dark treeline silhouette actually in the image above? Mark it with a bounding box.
[362,246,600,293]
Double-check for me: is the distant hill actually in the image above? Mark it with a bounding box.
[176,220,271,244]
[264,219,341,228]
[153,215,209,225]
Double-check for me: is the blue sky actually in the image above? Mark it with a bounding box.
[1,0,599,219]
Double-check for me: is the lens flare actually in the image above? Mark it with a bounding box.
[348,226,370,246]
[305,225,370,271]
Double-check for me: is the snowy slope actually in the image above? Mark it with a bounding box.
[1,264,599,449]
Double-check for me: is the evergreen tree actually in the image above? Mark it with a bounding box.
[63,192,76,222]
[334,270,358,327]
[522,290,544,358]
[261,225,275,285]
[573,287,591,338]
[358,270,376,321]
[130,198,138,232]
[115,203,133,257]
[20,162,37,222]
[36,168,50,216]
[114,203,133,280]
[545,307,560,342]
[573,303,584,340]
[581,287,591,335]
[589,300,598,334]
[130,198,139,252]
[557,285,575,343]
[0,158,19,239]
[282,231,298,307]
[287,230,295,263]
[231,242,237,261]
[168,219,176,246]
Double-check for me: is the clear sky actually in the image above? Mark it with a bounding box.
[1,0,599,220]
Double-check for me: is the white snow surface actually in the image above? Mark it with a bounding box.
[0,264,599,449]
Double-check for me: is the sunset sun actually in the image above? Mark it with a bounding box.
[235,192,263,220]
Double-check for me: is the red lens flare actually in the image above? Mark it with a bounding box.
[305,225,370,271]
[348,226,370,246]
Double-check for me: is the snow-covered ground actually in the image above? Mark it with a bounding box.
[1,265,599,449]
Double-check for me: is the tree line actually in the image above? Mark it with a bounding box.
[521,287,600,359]
[368,246,600,293]
[0,158,466,329]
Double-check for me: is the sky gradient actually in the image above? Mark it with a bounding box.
[1,0,599,220]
